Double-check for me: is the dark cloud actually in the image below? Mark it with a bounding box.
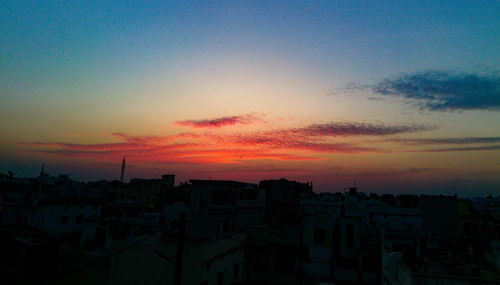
[111,132,199,144]
[345,167,437,177]
[175,114,261,128]
[293,122,435,136]
[423,145,500,152]
[373,70,500,111]
[222,121,434,153]
[20,141,145,151]
[391,137,500,145]
[226,133,375,153]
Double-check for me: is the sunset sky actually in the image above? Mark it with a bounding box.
[1,1,499,195]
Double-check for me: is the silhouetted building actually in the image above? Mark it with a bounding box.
[0,224,58,281]
[188,179,264,239]
[260,178,313,226]
[115,174,175,207]
[421,194,460,244]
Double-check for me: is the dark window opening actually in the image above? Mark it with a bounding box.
[342,257,358,268]
[233,263,239,279]
[75,215,83,224]
[217,272,224,285]
[212,190,236,205]
[60,216,69,225]
[95,228,107,246]
[346,224,354,249]
[314,228,327,245]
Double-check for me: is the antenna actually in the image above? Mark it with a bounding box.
[120,158,126,183]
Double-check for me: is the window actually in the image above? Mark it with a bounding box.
[60,216,69,225]
[212,191,234,205]
[346,224,354,249]
[75,215,83,224]
[233,264,240,279]
[243,190,258,200]
[217,272,224,285]
[342,257,358,268]
[314,228,327,245]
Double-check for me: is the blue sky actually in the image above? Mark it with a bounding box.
[3,1,499,83]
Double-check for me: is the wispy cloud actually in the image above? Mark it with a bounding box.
[292,122,435,136]
[373,70,500,111]
[343,167,438,177]
[422,145,500,152]
[224,133,375,153]
[28,148,319,164]
[390,136,500,145]
[19,120,437,164]
[111,132,200,144]
[175,114,262,128]
[209,121,432,153]
[20,141,149,151]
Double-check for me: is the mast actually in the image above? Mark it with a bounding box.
[120,158,126,183]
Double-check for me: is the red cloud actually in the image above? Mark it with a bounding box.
[222,133,375,153]
[27,147,320,164]
[20,120,435,166]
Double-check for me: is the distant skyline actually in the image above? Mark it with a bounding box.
[1,1,499,195]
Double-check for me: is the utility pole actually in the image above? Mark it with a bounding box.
[174,212,186,285]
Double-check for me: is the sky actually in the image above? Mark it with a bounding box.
[1,1,499,196]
